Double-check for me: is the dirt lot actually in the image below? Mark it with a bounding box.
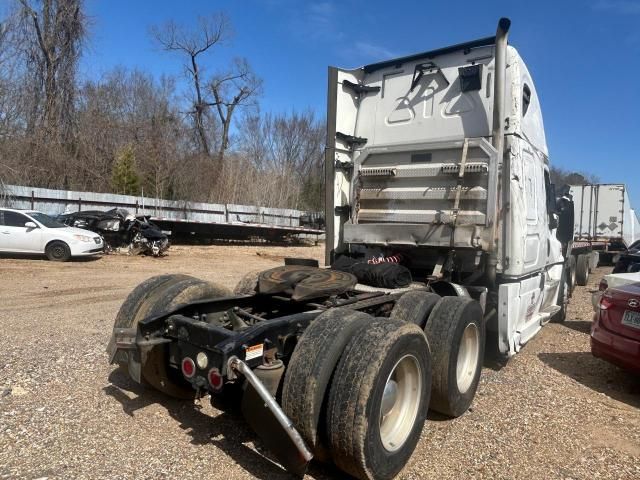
[1,245,639,480]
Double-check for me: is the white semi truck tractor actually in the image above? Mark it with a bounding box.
[109,18,573,480]
[325,17,571,358]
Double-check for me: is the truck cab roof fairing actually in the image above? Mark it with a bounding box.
[329,40,548,158]
[361,35,499,75]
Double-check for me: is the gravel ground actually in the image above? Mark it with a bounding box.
[1,246,639,480]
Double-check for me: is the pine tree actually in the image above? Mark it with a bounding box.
[112,145,141,195]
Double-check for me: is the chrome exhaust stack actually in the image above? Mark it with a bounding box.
[487,17,511,286]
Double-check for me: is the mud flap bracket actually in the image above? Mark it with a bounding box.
[229,356,313,477]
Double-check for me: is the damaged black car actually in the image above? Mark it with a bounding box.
[57,208,169,257]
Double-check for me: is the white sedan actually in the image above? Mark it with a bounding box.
[0,208,103,261]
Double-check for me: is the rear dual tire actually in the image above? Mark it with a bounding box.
[283,310,432,480]
[233,270,261,295]
[390,290,440,328]
[552,274,569,323]
[111,274,231,399]
[325,318,431,480]
[567,255,577,294]
[575,254,590,286]
[281,308,372,459]
[424,296,484,418]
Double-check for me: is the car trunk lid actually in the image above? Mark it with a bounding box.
[601,282,640,341]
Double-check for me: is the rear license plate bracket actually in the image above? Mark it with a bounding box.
[622,310,640,329]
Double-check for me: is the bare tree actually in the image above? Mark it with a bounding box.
[0,4,325,212]
[151,13,231,156]
[17,0,85,141]
[210,58,262,165]
[236,109,324,209]
[0,13,21,138]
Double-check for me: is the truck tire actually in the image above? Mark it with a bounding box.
[113,274,192,329]
[567,255,577,295]
[145,277,230,318]
[45,240,71,262]
[576,254,589,286]
[552,274,569,323]
[110,274,194,397]
[598,252,613,266]
[233,270,262,295]
[390,291,440,328]
[325,318,431,480]
[112,275,230,399]
[281,307,372,459]
[424,296,484,418]
[109,274,193,368]
[140,277,231,399]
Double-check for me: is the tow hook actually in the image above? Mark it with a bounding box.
[227,356,313,476]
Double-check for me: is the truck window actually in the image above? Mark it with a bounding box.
[544,170,558,228]
[523,84,531,116]
[544,170,554,213]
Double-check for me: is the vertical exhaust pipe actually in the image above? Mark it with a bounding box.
[487,17,511,286]
[491,18,511,156]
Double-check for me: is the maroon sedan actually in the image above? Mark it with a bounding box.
[591,282,640,375]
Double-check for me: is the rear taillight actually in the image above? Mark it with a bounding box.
[208,368,223,391]
[181,357,196,378]
[598,279,608,291]
[599,295,613,310]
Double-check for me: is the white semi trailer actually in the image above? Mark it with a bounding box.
[568,183,640,284]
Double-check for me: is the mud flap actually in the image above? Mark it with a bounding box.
[107,327,143,383]
[107,328,172,387]
[231,358,312,477]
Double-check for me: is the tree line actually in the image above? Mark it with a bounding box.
[0,1,600,213]
[0,1,325,211]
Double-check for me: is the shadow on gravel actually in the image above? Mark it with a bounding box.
[104,368,338,480]
[562,320,593,335]
[481,335,509,372]
[538,352,640,408]
[0,252,102,262]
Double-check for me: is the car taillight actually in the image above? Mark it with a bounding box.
[208,368,223,391]
[598,279,608,291]
[599,295,613,310]
[181,357,196,378]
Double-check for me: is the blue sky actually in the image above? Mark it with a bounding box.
[80,0,640,206]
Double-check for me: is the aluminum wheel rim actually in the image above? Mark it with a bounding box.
[52,246,65,258]
[456,323,480,394]
[379,354,422,452]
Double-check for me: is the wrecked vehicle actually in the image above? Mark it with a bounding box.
[612,239,640,274]
[107,18,573,480]
[58,208,169,256]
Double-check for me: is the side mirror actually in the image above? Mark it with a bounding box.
[24,221,38,229]
[555,197,575,244]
